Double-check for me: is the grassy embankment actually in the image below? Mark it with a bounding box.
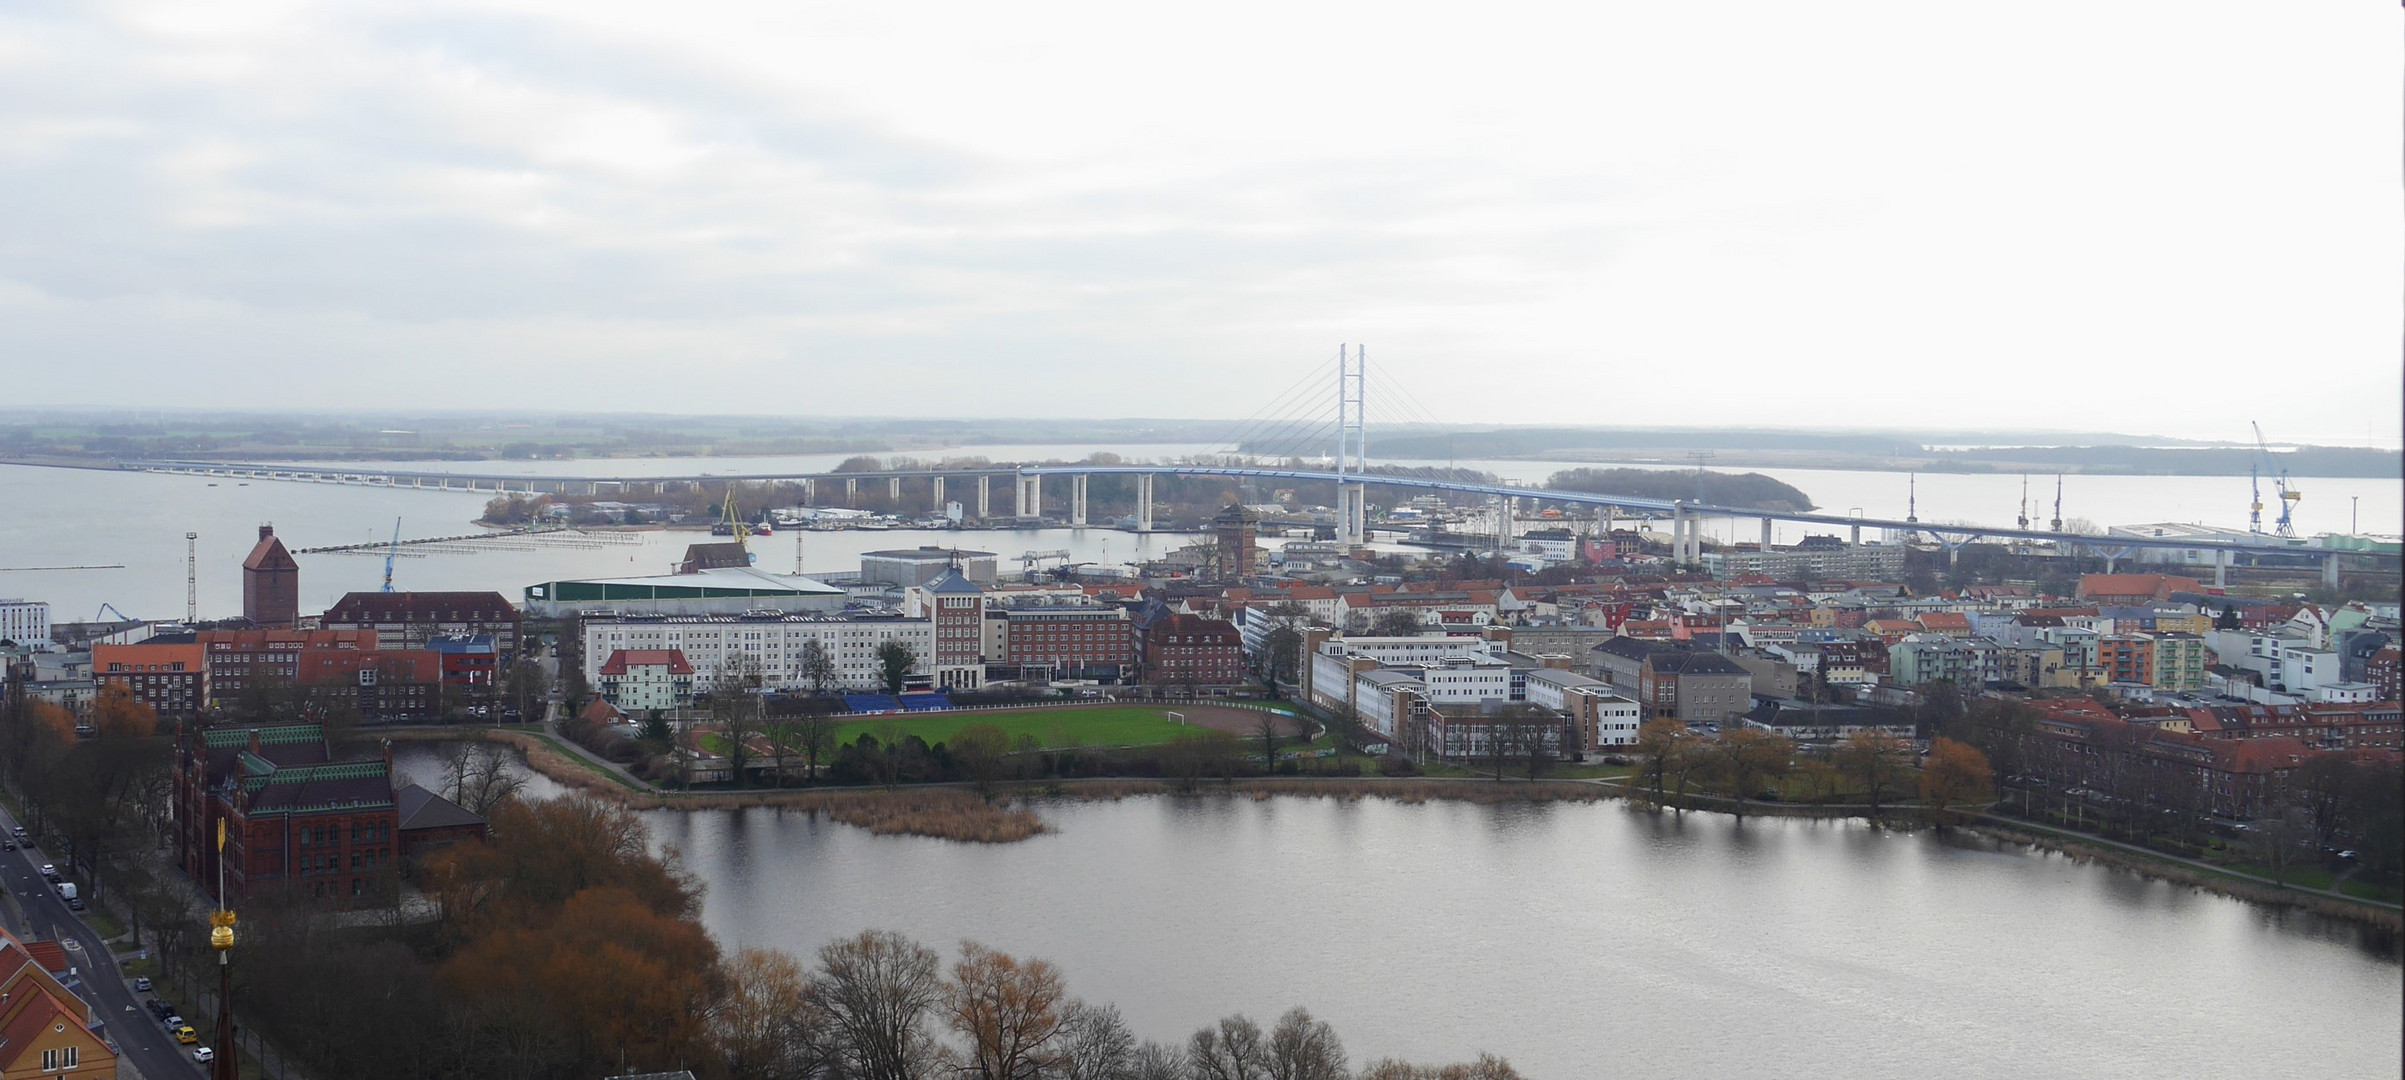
[827,705,1224,750]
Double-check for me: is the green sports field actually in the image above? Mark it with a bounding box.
[830,705,1279,751]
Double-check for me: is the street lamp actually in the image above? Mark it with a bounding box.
[210,821,238,1080]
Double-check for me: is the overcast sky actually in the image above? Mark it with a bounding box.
[3,2,2398,445]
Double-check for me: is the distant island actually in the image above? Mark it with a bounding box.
[1371,427,2402,479]
[1547,467,1814,512]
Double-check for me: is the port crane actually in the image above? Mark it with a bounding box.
[95,603,135,623]
[2250,422,2300,537]
[380,518,402,592]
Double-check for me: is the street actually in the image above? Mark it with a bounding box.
[0,814,203,1080]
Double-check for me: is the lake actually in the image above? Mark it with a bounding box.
[634,793,2399,1078]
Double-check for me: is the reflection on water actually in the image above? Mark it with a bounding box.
[611,794,2400,1079]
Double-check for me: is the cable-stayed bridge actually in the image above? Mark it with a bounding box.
[112,347,2385,585]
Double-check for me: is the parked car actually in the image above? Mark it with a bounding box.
[194,1047,215,1064]
[147,1000,175,1020]
[174,1024,198,1045]
[66,897,83,911]
[36,863,54,877]
[2,840,13,850]
[134,976,152,992]
[163,1013,184,1029]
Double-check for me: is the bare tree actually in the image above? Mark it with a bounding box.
[1267,1007,1348,1080]
[440,742,528,816]
[813,930,944,1080]
[716,947,833,1080]
[1128,1041,1188,1080]
[1188,1014,1272,1080]
[945,941,1067,1080]
[799,637,838,697]
[713,657,767,788]
[1055,1001,1136,1080]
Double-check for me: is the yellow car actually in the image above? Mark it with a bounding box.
[174,1025,198,1045]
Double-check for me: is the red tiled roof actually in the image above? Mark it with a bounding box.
[20,941,66,974]
[598,649,694,676]
[242,528,297,571]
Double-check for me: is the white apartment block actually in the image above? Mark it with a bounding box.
[0,600,51,649]
[584,614,932,691]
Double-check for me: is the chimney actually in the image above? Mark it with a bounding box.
[259,524,274,541]
[248,729,262,756]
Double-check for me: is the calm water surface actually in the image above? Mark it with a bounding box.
[639,795,2400,1079]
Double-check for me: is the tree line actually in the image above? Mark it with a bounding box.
[1631,718,1994,821]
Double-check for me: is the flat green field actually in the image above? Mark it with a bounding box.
[832,706,1244,751]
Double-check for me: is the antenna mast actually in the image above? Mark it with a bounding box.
[2017,476,2029,530]
[1906,474,1918,524]
[2050,475,2063,532]
[186,531,198,623]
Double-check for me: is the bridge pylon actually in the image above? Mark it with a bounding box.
[1335,346,1367,546]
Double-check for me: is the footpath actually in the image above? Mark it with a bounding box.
[1973,813,2402,913]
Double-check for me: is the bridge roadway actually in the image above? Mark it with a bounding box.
[1015,464,2353,563]
[116,458,2383,578]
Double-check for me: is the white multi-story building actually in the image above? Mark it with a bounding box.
[1415,655,1514,704]
[583,613,932,691]
[0,600,51,650]
[1523,668,1642,751]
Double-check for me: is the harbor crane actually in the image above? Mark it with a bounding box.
[95,602,134,623]
[2251,422,2300,537]
[380,518,402,592]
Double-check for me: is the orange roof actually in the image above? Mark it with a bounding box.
[93,641,203,672]
[1917,613,1971,631]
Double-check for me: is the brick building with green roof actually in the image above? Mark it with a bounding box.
[175,724,482,906]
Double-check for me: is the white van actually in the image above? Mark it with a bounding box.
[55,882,77,902]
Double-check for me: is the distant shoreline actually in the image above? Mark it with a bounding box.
[9,451,2398,481]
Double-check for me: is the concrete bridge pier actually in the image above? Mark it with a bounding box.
[801,478,814,505]
[1671,505,1689,565]
[1071,474,1089,526]
[1850,522,1862,546]
[1137,474,1155,531]
[2097,545,2131,574]
[1760,517,1773,551]
[977,475,991,519]
[845,477,858,505]
[1018,473,1041,518]
[2215,548,2228,587]
[2324,552,2342,589]
[930,476,945,512]
[1936,533,1974,568]
[888,476,902,502]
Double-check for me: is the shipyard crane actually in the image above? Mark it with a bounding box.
[380,518,402,592]
[2017,476,2029,531]
[2050,475,2063,533]
[2251,422,2300,537]
[95,603,134,623]
[720,488,755,560]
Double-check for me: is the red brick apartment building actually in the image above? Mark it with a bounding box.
[1140,613,1243,687]
[93,640,206,719]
